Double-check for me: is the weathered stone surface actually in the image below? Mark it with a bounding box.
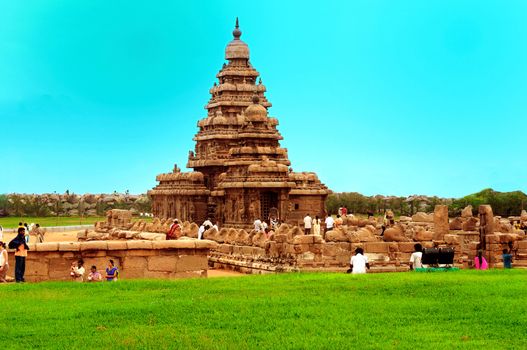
[293,235,314,244]
[412,212,433,223]
[58,242,80,251]
[152,240,196,249]
[462,217,479,231]
[413,227,433,241]
[176,255,208,272]
[461,205,473,218]
[434,205,449,240]
[325,229,349,242]
[36,242,59,252]
[127,240,153,250]
[520,210,527,222]
[80,241,108,251]
[123,257,147,269]
[363,242,390,253]
[449,217,464,230]
[444,234,460,245]
[106,241,128,250]
[147,256,178,272]
[383,225,410,242]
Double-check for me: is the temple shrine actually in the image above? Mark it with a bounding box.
[149,19,330,227]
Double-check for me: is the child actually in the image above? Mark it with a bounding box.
[474,250,488,270]
[502,249,513,269]
[87,265,103,282]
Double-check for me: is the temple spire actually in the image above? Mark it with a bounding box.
[233,17,242,39]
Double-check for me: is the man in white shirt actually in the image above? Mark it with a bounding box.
[325,215,335,236]
[409,243,423,270]
[303,214,312,235]
[253,218,262,232]
[198,225,206,240]
[349,247,370,274]
[202,218,213,228]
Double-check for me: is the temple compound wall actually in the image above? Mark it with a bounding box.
[149,20,330,228]
[6,240,216,282]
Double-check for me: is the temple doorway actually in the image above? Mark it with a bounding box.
[260,191,278,221]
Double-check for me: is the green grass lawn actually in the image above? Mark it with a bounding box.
[0,216,152,229]
[0,270,525,349]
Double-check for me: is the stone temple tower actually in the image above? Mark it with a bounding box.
[149,19,330,228]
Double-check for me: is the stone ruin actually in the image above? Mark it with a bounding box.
[84,206,527,274]
[148,19,330,229]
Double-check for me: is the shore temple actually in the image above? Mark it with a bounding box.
[149,19,330,227]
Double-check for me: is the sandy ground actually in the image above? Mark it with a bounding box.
[2,230,245,278]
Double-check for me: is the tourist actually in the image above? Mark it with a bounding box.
[33,223,45,243]
[349,247,370,274]
[203,218,213,228]
[334,215,343,228]
[70,259,85,282]
[198,224,206,240]
[270,217,279,230]
[0,225,3,241]
[303,214,312,235]
[105,260,119,281]
[23,223,30,243]
[502,249,513,269]
[312,215,321,236]
[253,218,262,232]
[341,207,348,217]
[474,250,488,270]
[8,227,29,283]
[0,241,8,283]
[261,220,268,233]
[325,215,335,234]
[167,219,181,240]
[87,265,103,282]
[409,243,423,270]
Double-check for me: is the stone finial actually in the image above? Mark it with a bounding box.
[252,95,260,104]
[233,17,241,39]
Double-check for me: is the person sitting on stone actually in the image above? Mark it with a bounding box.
[253,218,262,233]
[70,259,85,282]
[409,243,423,270]
[348,247,370,274]
[87,265,103,282]
[105,259,119,281]
[202,218,213,228]
[166,219,181,240]
[198,224,210,240]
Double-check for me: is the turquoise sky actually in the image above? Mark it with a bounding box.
[2,1,526,197]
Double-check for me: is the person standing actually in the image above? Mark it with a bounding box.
[303,214,312,235]
[474,250,488,270]
[23,223,30,243]
[325,215,335,234]
[502,249,513,269]
[312,216,321,236]
[349,247,370,274]
[9,227,29,283]
[33,224,45,243]
[0,242,8,283]
[0,225,3,242]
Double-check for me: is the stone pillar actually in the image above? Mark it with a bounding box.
[478,204,494,266]
[433,205,449,240]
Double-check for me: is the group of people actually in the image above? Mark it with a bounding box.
[11,222,45,243]
[303,213,345,236]
[70,258,119,282]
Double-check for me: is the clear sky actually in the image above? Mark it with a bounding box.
[1,1,526,197]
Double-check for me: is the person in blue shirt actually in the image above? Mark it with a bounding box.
[105,259,119,281]
[502,249,513,269]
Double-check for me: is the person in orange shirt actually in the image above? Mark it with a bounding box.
[8,227,29,283]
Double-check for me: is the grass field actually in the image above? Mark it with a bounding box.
[0,270,525,349]
[0,216,152,228]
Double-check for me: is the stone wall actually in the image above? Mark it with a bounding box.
[6,240,217,282]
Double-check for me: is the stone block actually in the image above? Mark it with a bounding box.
[123,256,147,269]
[323,243,338,257]
[127,249,157,257]
[293,244,309,253]
[274,234,288,243]
[106,241,128,250]
[364,242,391,253]
[36,243,59,252]
[127,240,153,250]
[26,260,49,277]
[147,256,178,272]
[144,270,173,279]
[58,242,80,251]
[80,241,108,251]
[309,243,323,254]
[48,258,76,279]
[195,240,218,249]
[517,240,527,249]
[443,235,460,245]
[81,250,108,258]
[337,242,351,251]
[121,268,145,279]
[487,234,500,244]
[219,244,234,254]
[176,255,208,272]
[293,235,313,244]
[152,240,196,249]
[396,242,416,253]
